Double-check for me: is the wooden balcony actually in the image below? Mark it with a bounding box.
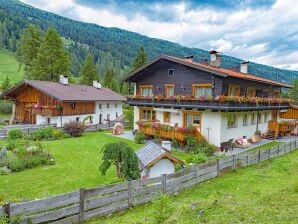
[138,122,205,146]
[127,96,292,111]
[31,107,62,116]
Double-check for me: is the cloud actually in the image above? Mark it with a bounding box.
[21,0,298,70]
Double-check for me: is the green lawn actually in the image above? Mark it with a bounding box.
[0,131,143,203]
[248,141,284,152]
[0,48,24,83]
[87,150,298,224]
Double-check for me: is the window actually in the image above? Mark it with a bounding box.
[116,112,118,118]
[264,112,269,122]
[163,112,171,123]
[140,108,156,121]
[247,87,256,97]
[168,69,174,76]
[47,117,51,124]
[115,103,118,108]
[183,112,201,128]
[258,113,262,123]
[251,113,256,124]
[165,84,175,97]
[71,103,76,110]
[98,104,102,109]
[192,84,212,97]
[139,85,153,97]
[107,114,110,121]
[107,103,109,108]
[76,117,80,122]
[243,114,248,126]
[228,84,240,96]
[227,114,237,128]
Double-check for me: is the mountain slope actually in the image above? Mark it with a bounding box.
[0,48,23,83]
[0,0,297,84]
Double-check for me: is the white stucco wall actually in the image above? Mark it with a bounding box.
[149,159,175,178]
[201,111,222,147]
[133,106,140,130]
[36,101,123,127]
[220,111,271,143]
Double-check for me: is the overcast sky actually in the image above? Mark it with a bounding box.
[21,0,298,70]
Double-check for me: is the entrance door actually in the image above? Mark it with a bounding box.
[99,114,102,124]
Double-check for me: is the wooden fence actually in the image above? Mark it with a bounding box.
[1,140,297,223]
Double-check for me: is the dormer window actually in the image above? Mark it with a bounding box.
[168,69,174,76]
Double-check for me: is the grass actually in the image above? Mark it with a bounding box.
[0,48,24,84]
[0,131,143,203]
[247,141,284,152]
[87,149,298,224]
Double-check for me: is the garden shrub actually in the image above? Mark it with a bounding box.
[8,155,25,172]
[175,163,184,171]
[52,129,70,139]
[6,139,28,151]
[185,135,217,156]
[64,121,85,137]
[134,131,146,144]
[32,126,55,140]
[7,128,23,141]
[0,100,13,114]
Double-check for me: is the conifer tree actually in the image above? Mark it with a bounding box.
[18,25,42,77]
[30,27,70,81]
[290,79,298,105]
[102,68,119,92]
[1,76,12,91]
[132,47,147,70]
[79,53,98,85]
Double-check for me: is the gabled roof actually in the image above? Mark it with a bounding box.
[1,80,126,102]
[136,142,183,168]
[124,55,292,88]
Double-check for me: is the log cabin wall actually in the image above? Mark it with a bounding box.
[62,102,95,116]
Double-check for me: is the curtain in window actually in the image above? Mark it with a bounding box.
[195,87,212,97]
[167,87,174,97]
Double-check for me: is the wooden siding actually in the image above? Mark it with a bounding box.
[280,107,298,119]
[133,59,281,97]
[62,102,95,116]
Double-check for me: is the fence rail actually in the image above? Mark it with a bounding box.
[1,140,297,223]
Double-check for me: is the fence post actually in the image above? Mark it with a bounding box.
[162,174,167,194]
[268,148,271,159]
[3,203,10,220]
[79,188,85,222]
[246,154,249,166]
[277,145,280,156]
[258,149,261,163]
[295,140,297,149]
[289,141,292,151]
[195,165,199,184]
[128,180,132,207]
[217,159,220,175]
[232,155,236,170]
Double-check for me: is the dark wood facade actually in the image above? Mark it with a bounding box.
[133,60,281,98]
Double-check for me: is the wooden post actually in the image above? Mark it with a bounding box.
[128,180,132,207]
[258,149,261,163]
[195,165,199,184]
[290,141,292,151]
[246,154,249,166]
[3,203,10,219]
[277,145,280,156]
[162,174,167,194]
[217,159,220,175]
[268,148,271,159]
[295,140,297,149]
[232,155,236,170]
[79,189,85,222]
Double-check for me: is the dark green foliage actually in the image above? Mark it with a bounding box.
[290,79,298,105]
[79,53,99,85]
[132,46,147,70]
[0,0,296,84]
[123,105,134,128]
[18,24,42,77]
[1,76,12,91]
[30,27,70,81]
[102,68,119,92]
[0,100,13,114]
[7,128,23,141]
[32,126,55,140]
[134,132,146,144]
[64,121,85,137]
[99,142,139,180]
[185,135,217,156]
[186,152,207,164]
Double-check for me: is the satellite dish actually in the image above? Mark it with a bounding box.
[210,54,216,62]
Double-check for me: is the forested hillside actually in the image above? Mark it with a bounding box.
[0,0,297,83]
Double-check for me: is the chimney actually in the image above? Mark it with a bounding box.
[162,140,172,152]
[209,50,221,67]
[240,61,249,74]
[93,80,102,89]
[184,55,194,62]
[59,75,68,85]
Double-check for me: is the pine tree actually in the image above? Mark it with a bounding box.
[132,47,148,70]
[18,25,42,77]
[30,27,70,81]
[79,53,98,85]
[1,76,12,91]
[102,68,115,87]
[290,79,298,105]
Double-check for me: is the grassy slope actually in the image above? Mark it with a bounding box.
[88,150,298,224]
[0,131,143,202]
[0,48,23,84]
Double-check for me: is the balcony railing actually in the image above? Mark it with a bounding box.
[138,121,205,145]
[127,95,292,111]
